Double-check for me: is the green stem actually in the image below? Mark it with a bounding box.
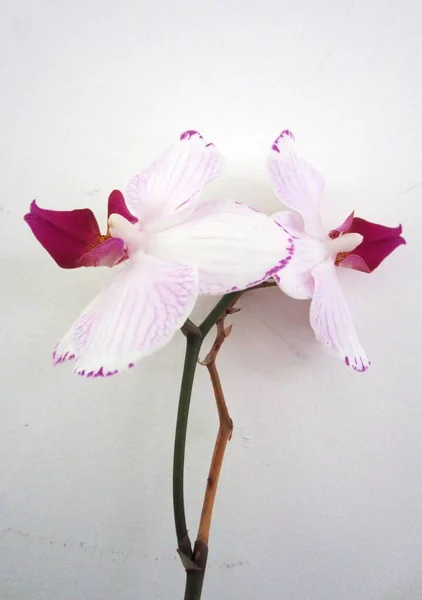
[184,573,203,600]
[173,328,203,559]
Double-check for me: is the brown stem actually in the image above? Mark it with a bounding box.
[192,283,273,547]
[183,302,239,599]
[196,313,235,545]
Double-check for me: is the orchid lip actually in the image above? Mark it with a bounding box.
[330,214,406,273]
[24,195,135,269]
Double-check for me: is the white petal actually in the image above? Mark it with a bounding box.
[148,200,294,295]
[273,211,326,299]
[267,130,325,239]
[126,131,222,227]
[53,256,198,377]
[272,209,306,237]
[310,261,370,372]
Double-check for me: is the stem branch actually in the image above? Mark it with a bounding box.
[174,282,274,598]
[183,296,240,598]
[196,301,237,545]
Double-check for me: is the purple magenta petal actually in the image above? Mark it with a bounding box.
[79,237,126,267]
[27,200,101,243]
[24,200,103,268]
[348,217,404,242]
[337,254,370,273]
[333,214,406,273]
[347,235,406,273]
[25,199,127,269]
[107,190,138,223]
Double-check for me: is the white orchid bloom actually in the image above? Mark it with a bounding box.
[54,131,293,377]
[267,130,370,372]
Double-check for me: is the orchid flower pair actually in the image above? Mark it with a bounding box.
[25,130,405,377]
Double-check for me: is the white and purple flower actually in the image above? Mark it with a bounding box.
[25,131,293,377]
[267,130,405,372]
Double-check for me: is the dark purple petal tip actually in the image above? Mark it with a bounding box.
[345,355,370,372]
[52,349,75,365]
[272,129,295,152]
[75,366,119,378]
[180,130,215,147]
[180,130,203,140]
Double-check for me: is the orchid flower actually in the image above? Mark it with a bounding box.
[25,131,293,377]
[267,130,405,372]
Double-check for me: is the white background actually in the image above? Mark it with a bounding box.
[1,0,421,599]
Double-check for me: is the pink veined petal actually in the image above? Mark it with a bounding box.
[53,255,198,377]
[267,130,326,239]
[272,211,326,299]
[107,190,138,223]
[125,131,223,227]
[148,200,294,295]
[310,261,370,372]
[272,209,306,237]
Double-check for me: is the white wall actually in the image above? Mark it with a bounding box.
[1,0,421,598]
